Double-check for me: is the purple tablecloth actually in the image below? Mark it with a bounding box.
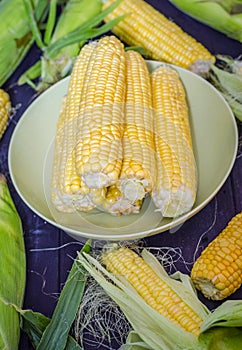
[0,1,242,349]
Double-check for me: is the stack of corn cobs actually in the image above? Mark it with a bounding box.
[51,35,197,218]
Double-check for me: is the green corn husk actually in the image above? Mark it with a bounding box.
[18,240,91,350]
[168,0,242,42]
[77,249,208,350]
[19,310,82,350]
[37,240,91,350]
[122,327,242,350]
[50,0,102,57]
[209,56,242,121]
[18,0,125,91]
[0,174,26,350]
[0,0,48,87]
[19,309,83,349]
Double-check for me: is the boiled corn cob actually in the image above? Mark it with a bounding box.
[118,51,156,201]
[103,0,215,75]
[51,42,104,212]
[0,88,11,140]
[75,35,126,189]
[191,211,242,300]
[150,64,197,217]
[94,50,155,215]
[51,98,96,212]
[102,246,203,336]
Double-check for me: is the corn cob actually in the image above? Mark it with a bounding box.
[118,51,156,199]
[102,246,203,336]
[191,212,242,301]
[93,50,155,215]
[51,42,104,212]
[150,64,197,217]
[0,88,11,140]
[75,35,126,189]
[103,0,215,75]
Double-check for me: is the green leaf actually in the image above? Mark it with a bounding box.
[18,60,42,86]
[45,16,125,59]
[120,331,153,350]
[23,0,45,49]
[49,0,102,59]
[44,0,57,45]
[197,299,242,349]
[198,326,242,350]
[20,309,82,349]
[50,0,102,43]
[36,240,91,350]
[45,1,126,59]
[0,174,26,350]
[125,46,147,56]
[201,300,242,332]
[209,63,242,121]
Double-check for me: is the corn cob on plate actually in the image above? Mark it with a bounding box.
[8,51,238,241]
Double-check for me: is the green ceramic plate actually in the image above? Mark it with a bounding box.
[8,61,238,241]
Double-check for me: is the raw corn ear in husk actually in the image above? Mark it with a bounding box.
[77,245,242,350]
[77,246,209,350]
[0,174,26,350]
[0,0,48,86]
[167,0,242,43]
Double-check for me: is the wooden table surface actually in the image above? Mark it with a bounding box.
[0,1,242,349]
